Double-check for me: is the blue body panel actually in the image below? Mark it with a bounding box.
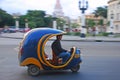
[65,49,82,69]
[20,28,64,62]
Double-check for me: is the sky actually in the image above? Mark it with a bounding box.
[0,0,109,19]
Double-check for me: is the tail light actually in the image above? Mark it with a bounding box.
[19,41,24,55]
[18,39,25,60]
[20,47,23,55]
[18,46,23,60]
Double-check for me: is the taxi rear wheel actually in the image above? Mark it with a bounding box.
[71,64,80,72]
[27,65,40,76]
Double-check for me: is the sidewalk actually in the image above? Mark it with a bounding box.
[1,32,120,42]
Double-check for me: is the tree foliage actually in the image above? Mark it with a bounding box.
[56,18,66,30]
[0,8,14,28]
[98,19,103,25]
[93,6,107,18]
[86,19,95,28]
[86,6,107,28]
[19,10,53,28]
[70,23,80,28]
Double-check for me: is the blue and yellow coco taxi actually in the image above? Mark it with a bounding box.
[18,28,82,76]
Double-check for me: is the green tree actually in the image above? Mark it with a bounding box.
[56,18,66,30]
[19,15,26,27]
[98,19,103,26]
[0,8,14,27]
[19,10,53,28]
[27,10,45,28]
[70,23,80,28]
[44,16,53,28]
[86,19,95,28]
[93,6,107,18]
[28,21,36,29]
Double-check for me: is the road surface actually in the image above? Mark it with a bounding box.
[0,38,120,80]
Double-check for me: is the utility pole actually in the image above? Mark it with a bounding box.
[79,0,88,37]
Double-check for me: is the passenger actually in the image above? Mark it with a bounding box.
[51,35,70,63]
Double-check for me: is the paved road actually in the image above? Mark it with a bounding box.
[0,38,120,80]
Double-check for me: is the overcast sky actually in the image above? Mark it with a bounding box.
[0,0,109,19]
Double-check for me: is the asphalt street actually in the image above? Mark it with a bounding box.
[0,38,120,80]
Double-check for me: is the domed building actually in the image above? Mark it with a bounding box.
[53,0,64,18]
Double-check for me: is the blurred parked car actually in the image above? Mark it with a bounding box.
[9,28,17,33]
[2,28,17,33]
[24,28,30,32]
[0,28,3,33]
[2,28,9,33]
[19,28,30,33]
[19,28,24,33]
[1,26,18,33]
[72,28,81,32]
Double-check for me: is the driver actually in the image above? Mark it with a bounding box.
[51,34,70,63]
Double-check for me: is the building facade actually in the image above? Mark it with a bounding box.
[107,0,120,33]
[85,14,107,34]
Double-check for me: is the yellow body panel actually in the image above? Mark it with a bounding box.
[20,58,43,70]
[41,34,76,69]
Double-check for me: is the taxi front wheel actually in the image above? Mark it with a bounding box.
[27,65,40,76]
[71,64,80,72]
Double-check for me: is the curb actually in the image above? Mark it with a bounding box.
[0,36,23,39]
[1,35,120,42]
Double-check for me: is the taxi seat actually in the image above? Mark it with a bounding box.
[52,51,59,65]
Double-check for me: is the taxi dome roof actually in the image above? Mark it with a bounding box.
[23,28,65,46]
[24,28,65,38]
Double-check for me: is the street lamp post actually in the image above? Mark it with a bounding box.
[13,17,19,31]
[12,13,20,30]
[25,19,28,28]
[110,13,114,34]
[52,15,57,29]
[79,0,88,37]
[15,19,19,30]
[53,19,57,29]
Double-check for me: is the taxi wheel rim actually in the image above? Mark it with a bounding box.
[28,65,40,76]
[71,65,80,72]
